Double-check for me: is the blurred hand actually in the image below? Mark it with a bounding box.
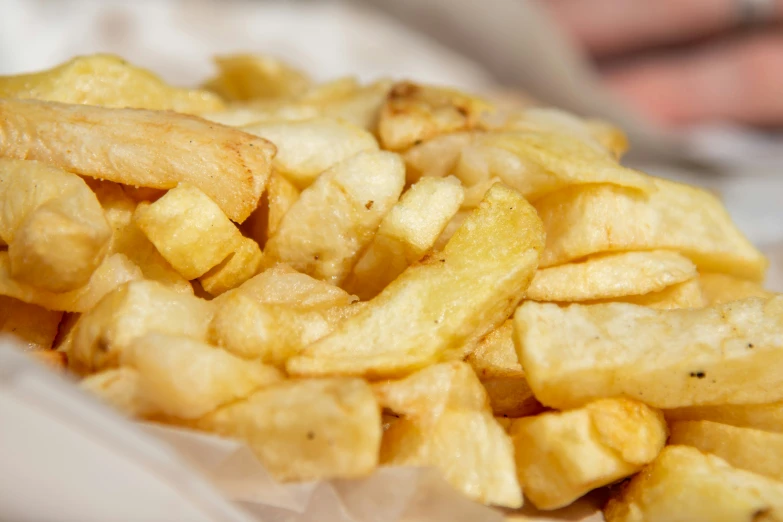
[544,0,783,127]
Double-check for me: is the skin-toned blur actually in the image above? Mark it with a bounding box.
[543,0,783,127]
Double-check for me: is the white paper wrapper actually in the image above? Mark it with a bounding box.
[1,342,605,521]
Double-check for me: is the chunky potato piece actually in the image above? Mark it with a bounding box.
[665,402,783,432]
[198,237,264,296]
[134,184,244,280]
[378,82,493,151]
[265,151,405,285]
[69,280,214,372]
[0,252,142,313]
[0,159,111,291]
[526,251,697,302]
[510,398,667,510]
[375,362,522,508]
[287,184,544,379]
[608,278,705,310]
[80,367,149,417]
[535,180,768,281]
[700,272,774,305]
[0,295,62,350]
[465,320,541,417]
[243,117,378,188]
[403,133,472,181]
[0,54,224,113]
[515,296,783,409]
[203,54,311,101]
[604,446,783,521]
[122,333,282,419]
[198,378,381,482]
[0,98,275,222]
[670,420,783,482]
[241,172,300,247]
[344,176,464,299]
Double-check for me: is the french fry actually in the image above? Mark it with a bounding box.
[664,402,783,433]
[240,172,300,247]
[699,272,774,305]
[198,237,264,296]
[287,184,544,379]
[0,295,63,350]
[607,278,706,310]
[265,151,405,285]
[344,176,464,300]
[0,98,275,222]
[0,159,111,291]
[203,54,311,101]
[515,296,783,409]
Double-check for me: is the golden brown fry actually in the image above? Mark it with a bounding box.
[287,184,544,379]
[0,98,275,222]
[0,54,224,113]
[699,272,774,305]
[0,295,63,350]
[198,237,264,296]
[611,278,705,309]
[203,54,311,101]
[0,159,111,292]
[241,172,300,247]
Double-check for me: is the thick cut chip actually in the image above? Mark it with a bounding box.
[378,82,493,151]
[465,320,541,417]
[344,176,464,300]
[535,180,768,281]
[608,278,705,309]
[198,237,264,296]
[0,295,62,350]
[241,172,300,247]
[515,296,783,410]
[198,378,381,482]
[242,117,378,189]
[79,367,150,418]
[265,151,405,285]
[665,402,783,432]
[122,333,282,419]
[0,159,111,291]
[525,251,697,302]
[69,280,214,372]
[375,362,522,508]
[403,133,472,181]
[203,54,311,101]
[0,252,142,313]
[0,98,275,222]
[604,445,783,522]
[700,272,774,305]
[510,398,667,510]
[0,54,224,113]
[287,184,544,379]
[134,184,244,280]
[670,420,783,482]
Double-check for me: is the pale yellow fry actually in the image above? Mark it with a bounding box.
[375,362,522,508]
[699,272,774,305]
[535,180,768,281]
[515,296,783,410]
[665,402,783,433]
[198,237,264,296]
[265,151,405,285]
[134,184,244,280]
[344,176,464,300]
[0,98,275,222]
[198,378,381,482]
[241,172,300,246]
[403,132,471,182]
[0,159,111,291]
[0,54,224,113]
[287,184,544,379]
[670,420,783,482]
[242,117,378,189]
[604,446,783,521]
[122,333,283,419]
[69,280,214,372]
[510,398,666,510]
[0,252,142,313]
[525,251,697,302]
[609,278,706,310]
[0,295,62,350]
[80,367,150,418]
[203,54,311,101]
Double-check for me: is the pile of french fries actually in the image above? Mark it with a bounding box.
[1,53,782,520]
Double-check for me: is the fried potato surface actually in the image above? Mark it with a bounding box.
[535,180,768,281]
[604,445,783,522]
[241,172,300,247]
[344,176,464,300]
[287,184,544,379]
[670,420,783,482]
[510,398,667,510]
[375,362,522,508]
[0,54,224,113]
[203,54,311,101]
[699,272,774,305]
[198,237,264,296]
[265,151,405,285]
[0,295,62,350]
[525,251,697,302]
[243,117,378,189]
[515,296,783,409]
[198,378,381,482]
[608,278,705,309]
[0,98,275,222]
[665,402,783,433]
[0,159,111,291]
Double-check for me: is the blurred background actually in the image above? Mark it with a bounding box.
[1,0,780,288]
